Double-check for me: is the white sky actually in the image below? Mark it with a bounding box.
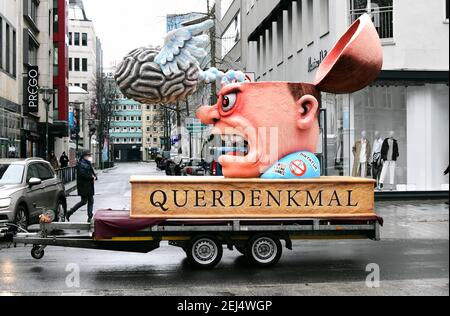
[82,0,211,68]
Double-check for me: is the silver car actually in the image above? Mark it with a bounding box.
[0,158,67,229]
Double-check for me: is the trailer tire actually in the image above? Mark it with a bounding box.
[31,246,45,260]
[245,234,282,268]
[187,235,223,269]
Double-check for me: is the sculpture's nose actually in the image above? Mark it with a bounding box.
[196,105,221,125]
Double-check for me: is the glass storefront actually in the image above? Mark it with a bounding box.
[0,108,21,158]
[322,79,449,192]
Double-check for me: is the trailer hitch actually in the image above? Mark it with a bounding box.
[0,224,23,249]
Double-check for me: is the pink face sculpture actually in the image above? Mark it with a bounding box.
[196,14,383,178]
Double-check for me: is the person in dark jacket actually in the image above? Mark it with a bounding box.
[49,151,60,170]
[66,151,98,222]
[59,152,69,168]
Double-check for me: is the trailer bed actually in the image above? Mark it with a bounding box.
[8,210,382,268]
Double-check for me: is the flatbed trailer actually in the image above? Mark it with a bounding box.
[1,215,382,269]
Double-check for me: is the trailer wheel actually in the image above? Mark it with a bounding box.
[31,246,45,260]
[245,234,282,268]
[187,235,223,269]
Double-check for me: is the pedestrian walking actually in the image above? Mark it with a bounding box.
[66,151,98,222]
[49,151,60,170]
[59,152,69,168]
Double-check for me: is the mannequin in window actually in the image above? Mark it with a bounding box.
[379,131,399,190]
[352,131,372,178]
[371,131,384,188]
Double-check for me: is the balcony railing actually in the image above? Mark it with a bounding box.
[350,6,394,39]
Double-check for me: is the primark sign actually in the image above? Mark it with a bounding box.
[24,66,39,113]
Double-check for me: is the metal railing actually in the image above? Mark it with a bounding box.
[55,166,77,184]
[350,6,394,39]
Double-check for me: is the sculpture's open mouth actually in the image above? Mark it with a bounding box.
[220,134,249,157]
[213,129,261,167]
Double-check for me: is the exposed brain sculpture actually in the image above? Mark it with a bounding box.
[115,20,249,105]
[115,46,200,104]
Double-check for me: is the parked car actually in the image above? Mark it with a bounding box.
[166,156,190,176]
[208,147,247,176]
[0,158,67,229]
[156,151,172,171]
[182,158,210,176]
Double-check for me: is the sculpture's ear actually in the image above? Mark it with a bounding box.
[314,14,383,94]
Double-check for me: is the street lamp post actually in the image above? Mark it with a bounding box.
[38,87,56,160]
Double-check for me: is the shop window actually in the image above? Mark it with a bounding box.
[323,83,449,192]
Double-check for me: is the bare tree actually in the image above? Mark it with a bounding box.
[92,73,117,168]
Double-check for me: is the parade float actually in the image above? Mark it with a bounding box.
[5,14,384,268]
[117,13,383,220]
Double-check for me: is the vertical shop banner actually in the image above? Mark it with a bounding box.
[69,106,74,129]
[25,66,39,113]
[102,138,109,162]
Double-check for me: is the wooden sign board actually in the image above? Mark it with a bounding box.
[130,176,376,219]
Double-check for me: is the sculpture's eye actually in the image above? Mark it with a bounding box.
[221,93,237,112]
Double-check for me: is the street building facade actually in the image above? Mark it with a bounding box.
[1,0,69,160]
[111,99,143,162]
[68,0,101,156]
[217,0,449,194]
[142,104,164,161]
[52,0,70,163]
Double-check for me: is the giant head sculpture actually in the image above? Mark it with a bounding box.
[116,14,383,179]
[196,14,383,178]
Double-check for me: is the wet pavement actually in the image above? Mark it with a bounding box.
[0,162,448,296]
